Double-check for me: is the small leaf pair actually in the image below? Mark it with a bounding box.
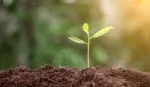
[68,23,113,44]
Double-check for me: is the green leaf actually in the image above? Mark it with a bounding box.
[91,26,113,39]
[68,37,87,44]
[82,23,89,34]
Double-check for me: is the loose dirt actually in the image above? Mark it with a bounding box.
[0,65,150,87]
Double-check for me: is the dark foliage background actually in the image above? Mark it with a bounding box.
[1,0,150,71]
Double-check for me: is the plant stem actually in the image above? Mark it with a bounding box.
[87,35,90,68]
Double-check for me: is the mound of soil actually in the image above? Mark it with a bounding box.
[0,65,150,87]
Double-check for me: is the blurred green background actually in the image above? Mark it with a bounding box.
[1,0,150,71]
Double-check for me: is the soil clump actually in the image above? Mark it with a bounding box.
[0,65,150,87]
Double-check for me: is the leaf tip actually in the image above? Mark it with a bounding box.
[83,23,89,34]
[108,26,114,29]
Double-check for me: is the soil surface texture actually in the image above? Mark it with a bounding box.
[0,65,150,87]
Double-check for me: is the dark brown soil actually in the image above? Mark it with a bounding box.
[0,65,150,87]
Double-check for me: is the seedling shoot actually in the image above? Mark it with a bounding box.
[68,23,113,68]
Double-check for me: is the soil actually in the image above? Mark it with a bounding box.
[0,65,150,87]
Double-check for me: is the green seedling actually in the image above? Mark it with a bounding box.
[68,23,113,68]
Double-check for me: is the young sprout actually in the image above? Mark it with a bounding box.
[68,23,113,68]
